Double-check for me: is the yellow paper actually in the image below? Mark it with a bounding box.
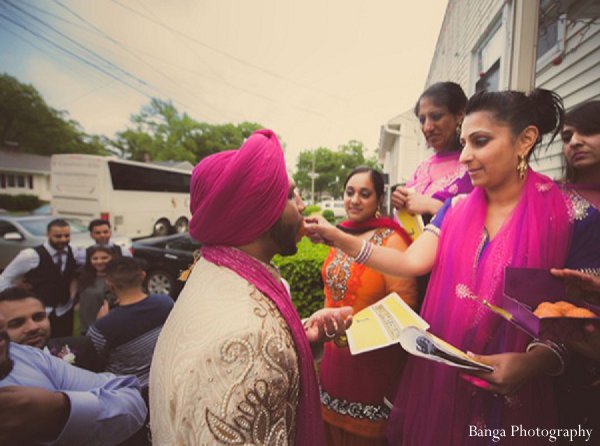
[346,292,429,355]
[396,208,424,241]
[346,308,390,353]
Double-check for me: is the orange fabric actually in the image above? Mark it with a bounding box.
[323,229,417,312]
[320,228,417,438]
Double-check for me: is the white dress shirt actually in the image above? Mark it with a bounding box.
[0,242,74,316]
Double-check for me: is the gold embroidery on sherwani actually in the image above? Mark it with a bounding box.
[205,289,299,445]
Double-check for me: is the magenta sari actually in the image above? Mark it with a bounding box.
[202,246,325,446]
[387,170,572,446]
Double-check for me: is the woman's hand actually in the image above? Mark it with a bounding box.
[568,323,600,363]
[550,268,600,303]
[304,306,353,345]
[405,191,442,215]
[392,187,409,209]
[304,215,340,247]
[392,187,442,215]
[463,348,559,395]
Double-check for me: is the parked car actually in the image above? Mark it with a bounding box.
[132,232,201,298]
[31,204,52,215]
[318,199,346,218]
[0,215,131,270]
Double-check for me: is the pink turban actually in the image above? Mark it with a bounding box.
[189,129,289,245]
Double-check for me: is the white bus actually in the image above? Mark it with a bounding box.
[51,154,192,238]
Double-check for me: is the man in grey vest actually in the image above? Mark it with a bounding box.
[0,219,76,337]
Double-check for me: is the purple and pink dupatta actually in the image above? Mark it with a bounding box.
[387,170,572,446]
[202,245,325,446]
[407,151,473,202]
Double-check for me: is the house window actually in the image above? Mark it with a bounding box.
[0,174,5,188]
[475,24,503,92]
[28,175,33,189]
[16,175,25,188]
[476,59,500,93]
[7,174,15,188]
[537,0,566,68]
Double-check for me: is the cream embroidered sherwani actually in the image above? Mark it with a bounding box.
[149,258,300,446]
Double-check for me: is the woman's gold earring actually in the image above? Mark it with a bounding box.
[456,120,463,137]
[517,154,528,180]
[375,206,382,218]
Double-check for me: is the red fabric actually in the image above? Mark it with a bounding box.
[337,217,412,247]
[189,129,288,245]
[320,228,416,440]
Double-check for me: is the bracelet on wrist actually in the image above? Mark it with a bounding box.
[354,240,373,264]
[526,339,567,376]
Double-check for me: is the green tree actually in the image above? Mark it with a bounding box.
[111,98,198,162]
[112,98,263,162]
[189,121,263,160]
[293,140,380,201]
[0,73,107,155]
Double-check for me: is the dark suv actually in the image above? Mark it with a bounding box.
[132,232,201,298]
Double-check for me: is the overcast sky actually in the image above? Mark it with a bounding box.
[0,0,447,170]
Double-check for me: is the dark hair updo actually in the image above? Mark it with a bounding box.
[414,81,467,116]
[344,166,385,202]
[465,88,565,159]
[414,82,468,152]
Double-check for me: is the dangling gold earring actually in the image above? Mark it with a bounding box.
[375,206,382,218]
[517,154,528,180]
[456,120,463,137]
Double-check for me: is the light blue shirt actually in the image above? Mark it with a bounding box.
[0,343,147,446]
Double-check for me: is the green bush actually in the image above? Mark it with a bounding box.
[273,237,329,318]
[0,194,43,211]
[322,209,335,224]
[303,204,321,216]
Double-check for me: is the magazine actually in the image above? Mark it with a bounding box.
[399,327,494,372]
[345,293,494,372]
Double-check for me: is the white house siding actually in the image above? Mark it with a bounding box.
[426,1,600,180]
[379,1,599,185]
[378,110,427,187]
[532,21,600,179]
[426,0,506,91]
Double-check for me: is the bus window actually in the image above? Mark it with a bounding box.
[108,162,191,193]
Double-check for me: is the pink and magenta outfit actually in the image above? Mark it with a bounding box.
[387,170,573,446]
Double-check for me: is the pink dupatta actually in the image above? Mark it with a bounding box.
[388,170,572,446]
[407,151,472,201]
[202,245,325,446]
